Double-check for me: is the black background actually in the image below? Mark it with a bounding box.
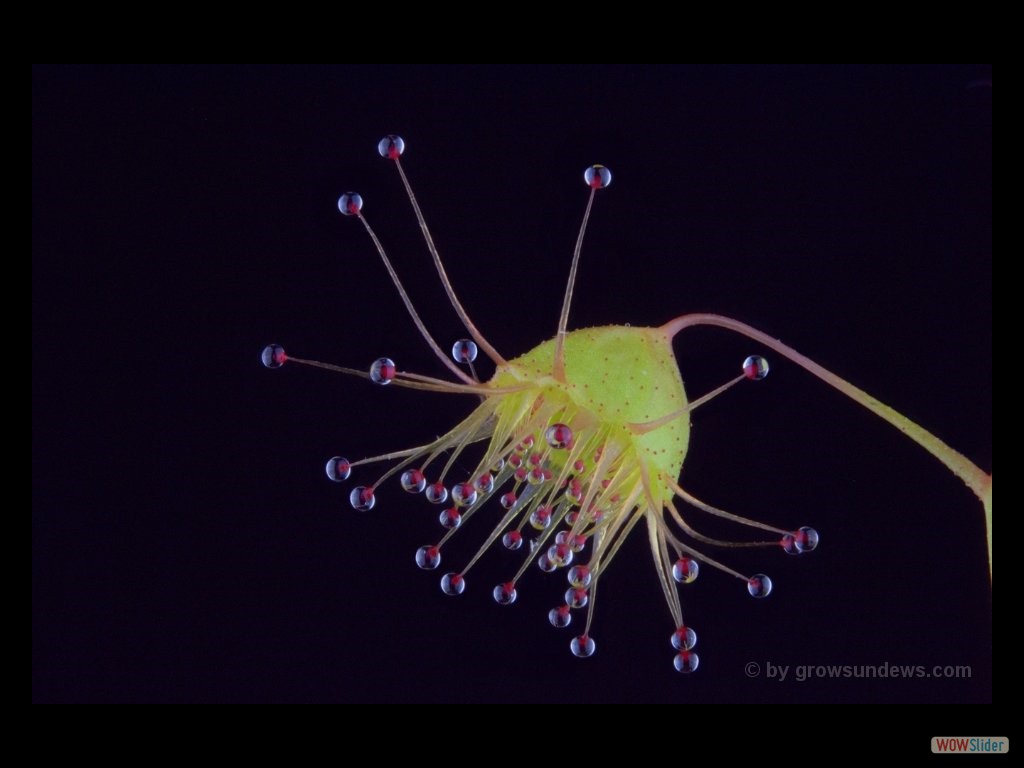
[34,65,992,713]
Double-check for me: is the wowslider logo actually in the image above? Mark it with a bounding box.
[931,737,1008,754]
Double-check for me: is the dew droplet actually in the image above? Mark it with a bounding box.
[671,625,697,651]
[570,634,596,657]
[502,530,523,550]
[492,581,517,605]
[349,485,376,512]
[490,457,505,473]
[794,526,819,553]
[325,456,351,482]
[530,506,552,530]
[451,338,478,364]
[377,134,405,160]
[439,507,462,529]
[440,572,465,596]
[451,482,478,507]
[747,573,773,598]
[337,192,363,216]
[565,587,588,609]
[473,473,494,495]
[742,355,769,380]
[369,357,396,385]
[425,482,448,505]
[261,344,287,369]
[537,553,556,573]
[673,650,700,673]
[583,165,612,189]
[548,605,572,628]
[545,423,573,449]
[415,545,441,570]
[400,468,426,493]
[567,565,592,588]
[672,557,700,584]
[499,492,517,510]
[527,467,546,486]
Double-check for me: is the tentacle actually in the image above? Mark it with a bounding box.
[662,312,992,576]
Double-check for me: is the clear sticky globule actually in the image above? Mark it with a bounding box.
[672,557,700,584]
[570,634,596,658]
[537,553,556,573]
[425,482,448,505]
[451,482,478,507]
[547,543,573,569]
[415,545,441,570]
[349,486,375,512]
[325,456,351,482]
[747,573,773,598]
[555,530,585,554]
[377,134,405,160]
[548,605,572,628]
[261,344,287,369]
[370,357,396,385]
[545,423,573,449]
[451,339,478,364]
[400,468,426,493]
[565,587,588,609]
[440,572,465,596]
[474,473,494,495]
[337,192,363,216]
[530,506,552,530]
[492,581,517,605]
[502,530,523,550]
[583,165,612,189]
[564,480,583,504]
[671,625,697,651]
[743,355,769,380]
[793,526,819,553]
[439,507,461,529]
[673,650,700,673]
[567,565,592,588]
